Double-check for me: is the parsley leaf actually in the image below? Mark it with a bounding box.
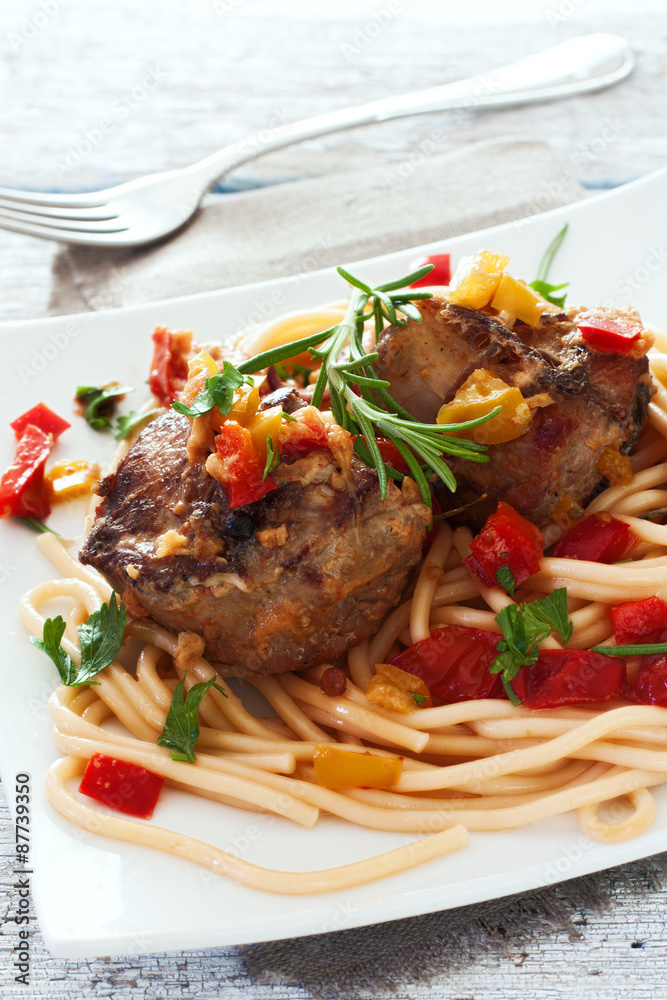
[490,589,573,705]
[157,672,218,763]
[75,594,127,684]
[495,563,516,597]
[114,408,161,441]
[524,588,573,645]
[529,280,569,309]
[76,383,136,430]
[171,363,250,418]
[31,594,127,686]
[409,691,427,707]
[30,616,78,685]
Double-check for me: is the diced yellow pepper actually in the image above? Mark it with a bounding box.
[227,384,260,426]
[447,250,510,309]
[313,745,402,789]
[180,350,220,406]
[46,460,100,501]
[366,663,433,714]
[247,405,282,463]
[551,491,585,530]
[490,274,544,326]
[596,446,633,486]
[436,369,533,445]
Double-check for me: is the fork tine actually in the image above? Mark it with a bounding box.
[0,185,110,209]
[0,198,118,222]
[0,209,130,241]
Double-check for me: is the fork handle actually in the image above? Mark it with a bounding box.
[188,33,632,190]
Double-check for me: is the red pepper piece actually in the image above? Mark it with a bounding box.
[0,424,53,519]
[464,502,544,590]
[214,420,276,508]
[512,648,626,709]
[553,512,638,563]
[79,753,164,819]
[10,403,70,441]
[628,630,667,706]
[610,596,667,646]
[578,316,642,355]
[409,253,451,288]
[391,626,503,703]
[374,437,411,475]
[148,327,191,407]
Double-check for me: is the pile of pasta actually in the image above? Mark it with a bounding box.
[17,318,667,895]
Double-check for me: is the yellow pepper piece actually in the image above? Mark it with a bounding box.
[596,446,633,486]
[313,746,402,790]
[46,460,100,501]
[447,250,510,309]
[436,369,533,445]
[180,350,220,406]
[490,274,544,326]
[248,405,282,463]
[227,384,260,426]
[551,491,585,530]
[367,663,433,714]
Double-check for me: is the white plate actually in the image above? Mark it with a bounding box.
[2,168,667,959]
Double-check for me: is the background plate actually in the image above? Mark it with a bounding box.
[1,167,667,958]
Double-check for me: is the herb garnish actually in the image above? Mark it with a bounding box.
[263,438,279,481]
[114,408,161,441]
[157,672,227,764]
[31,594,127,686]
[196,264,500,507]
[593,642,667,657]
[76,383,136,430]
[171,363,253,418]
[529,224,569,308]
[490,589,572,705]
[18,517,61,537]
[409,691,427,707]
[495,563,516,597]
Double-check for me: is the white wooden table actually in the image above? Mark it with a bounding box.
[1,1,667,996]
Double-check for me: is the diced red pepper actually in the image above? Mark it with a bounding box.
[214,420,276,508]
[512,648,626,709]
[391,626,503,703]
[610,596,667,646]
[628,630,667,706]
[464,502,544,590]
[148,327,191,407]
[373,437,411,475]
[409,253,451,288]
[10,403,70,441]
[578,316,642,355]
[0,424,53,519]
[79,753,164,819]
[553,512,638,563]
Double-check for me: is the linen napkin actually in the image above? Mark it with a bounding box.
[48,137,663,998]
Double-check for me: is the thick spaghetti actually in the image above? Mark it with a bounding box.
[18,310,667,894]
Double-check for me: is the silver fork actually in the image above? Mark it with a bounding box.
[0,34,633,249]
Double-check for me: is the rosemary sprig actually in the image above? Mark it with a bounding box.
[234,264,498,506]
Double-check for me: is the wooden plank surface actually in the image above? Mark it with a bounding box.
[1,0,667,996]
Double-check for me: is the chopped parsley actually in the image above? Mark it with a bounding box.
[31,594,127,686]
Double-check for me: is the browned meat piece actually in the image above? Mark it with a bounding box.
[375,298,653,528]
[80,411,429,673]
